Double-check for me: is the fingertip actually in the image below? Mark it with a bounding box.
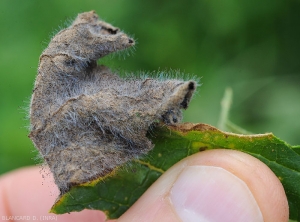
[0,166,107,222]
[118,149,289,222]
[188,150,289,222]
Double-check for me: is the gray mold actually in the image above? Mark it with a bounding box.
[29,11,197,193]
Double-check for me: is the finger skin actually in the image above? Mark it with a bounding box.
[118,149,289,222]
[0,166,106,222]
[0,149,289,222]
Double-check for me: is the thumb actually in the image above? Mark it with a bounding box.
[117,149,289,222]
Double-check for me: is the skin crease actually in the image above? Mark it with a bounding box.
[0,150,289,222]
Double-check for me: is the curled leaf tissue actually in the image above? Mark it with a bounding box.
[29,11,197,193]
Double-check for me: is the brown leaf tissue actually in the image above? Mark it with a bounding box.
[29,11,197,193]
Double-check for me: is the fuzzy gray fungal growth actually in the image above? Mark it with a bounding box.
[29,11,197,193]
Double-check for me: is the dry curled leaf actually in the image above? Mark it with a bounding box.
[29,11,197,193]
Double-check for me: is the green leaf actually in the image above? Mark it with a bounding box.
[50,123,300,221]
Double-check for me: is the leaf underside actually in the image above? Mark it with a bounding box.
[50,123,300,221]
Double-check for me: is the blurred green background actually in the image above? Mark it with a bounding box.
[1,0,299,175]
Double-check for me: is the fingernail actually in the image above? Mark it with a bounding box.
[170,166,263,222]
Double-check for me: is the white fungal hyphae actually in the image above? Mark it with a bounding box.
[29,11,197,193]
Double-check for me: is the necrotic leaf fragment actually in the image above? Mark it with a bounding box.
[29,11,197,193]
